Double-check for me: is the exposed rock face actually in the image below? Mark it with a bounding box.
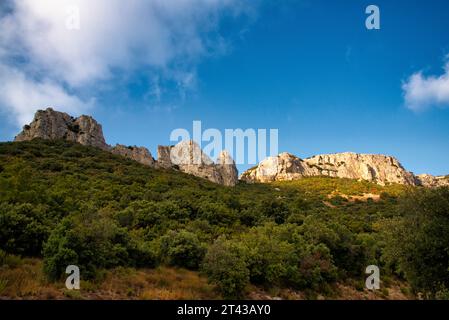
[111,144,155,166]
[156,140,238,186]
[15,108,448,188]
[241,153,319,183]
[14,108,238,186]
[305,153,417,186]
[15,108,109,150]
[217,150,239,187]
[416,174,449,188]
[241,152,418,186]
[170,140,215,167]
[156,145,174,169]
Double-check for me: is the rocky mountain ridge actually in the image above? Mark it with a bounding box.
[155,141,238,186]
[13,108,448,188]
[14,108,238,186]
[240,152,446,187]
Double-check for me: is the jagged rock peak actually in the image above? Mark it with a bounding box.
[111,144,155,167]
[170,140,214,166]
[14,108,238,187]
[217,150,239,187]
[156,140,239,186]
[15,107,109,150]
[241,151,418,186]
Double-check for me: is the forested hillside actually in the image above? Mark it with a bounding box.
[1,140,448,299]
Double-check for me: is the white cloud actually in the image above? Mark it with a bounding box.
[0,64,93,125]
[0,0,251,126]
[402,57,449,112]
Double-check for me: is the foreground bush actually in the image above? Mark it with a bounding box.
[159,230,206,270]
[43,211,155,280]
[202,224,337,298]
[240,223,337,289]
[0,203,50,256]
[383,187,449,297]
[202,237,249,299]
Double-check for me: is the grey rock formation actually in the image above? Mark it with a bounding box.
[16,108,448,188]
[111,144,155,166]
[241,152,318,183]
[15,107,109,150]
[14,108,238,186]
[156,145,174,169]
[217,150,239,187]
[416,174,449,188]
[305,152,417,186]
[156,140,238,186]
[241,152,418,186]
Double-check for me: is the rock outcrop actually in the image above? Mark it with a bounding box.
[156,145,174,169]
[156,140,238,186]
[15,108,240,186]
[241,152,319,183]
[241,152,418,186]
[416,174,449,188]
[305,153,417,186]
[217,150,239,187]
[14,108,448,188]
[111,144,155,167]
[15,108,109,150]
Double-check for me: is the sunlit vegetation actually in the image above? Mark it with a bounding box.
[0,139,448,299]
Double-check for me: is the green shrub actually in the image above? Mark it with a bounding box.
[159,230,206,270]
[259,200,290,224]
[300,216,366,277]
[202,237,249,299]
[198,202,237,226]
[383,188,449,297]
[0,203,50,256]
[43,212,155,280]
[239,224,299,286]
[240,223,337,289]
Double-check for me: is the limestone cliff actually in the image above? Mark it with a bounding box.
[111,144,155,167]
[14,108,448,188]
[156,140,238,187]
[217,150,239,187]
[240,153,319,183]
[15,108,109,150]
[241,152,418,186]
[14,108,239,186]
[304,152,417,185]
[416,174,449,188]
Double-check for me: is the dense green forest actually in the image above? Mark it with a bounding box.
[1,139,448,299]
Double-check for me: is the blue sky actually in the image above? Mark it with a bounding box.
[1,0,449,175]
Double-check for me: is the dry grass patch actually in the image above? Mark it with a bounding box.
[0,260,220,300]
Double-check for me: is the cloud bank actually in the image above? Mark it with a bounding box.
[402,57,449,112]
[0,0,251,126]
